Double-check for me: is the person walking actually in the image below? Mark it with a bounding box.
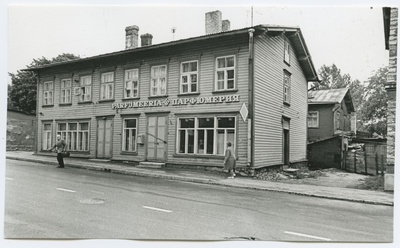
[48,134,68,168]
[224,142,236,178]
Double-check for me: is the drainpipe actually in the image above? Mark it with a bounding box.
[248,28,255,168]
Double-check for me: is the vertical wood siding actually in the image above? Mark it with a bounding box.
[253,33,308,167]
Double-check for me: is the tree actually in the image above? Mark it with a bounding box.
[360,67,388,136]
[8,53,80,114]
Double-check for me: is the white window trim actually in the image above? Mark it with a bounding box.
[122,118,138,152]
[42,123,52,150]
[180,60,199,94]
[60,79,72,104]
[56,121,90,151]
[284,39,290,64]
[308,111,319,128]
[150,65,167,97]
[176,116,236,156]
[43,81,54,105]
[124,69,139,99]
[100,72,114,100]
[215,55,236,91]
[283,71,291,104]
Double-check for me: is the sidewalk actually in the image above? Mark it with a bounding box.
[6,151,394,206]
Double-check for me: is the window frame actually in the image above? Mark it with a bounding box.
[308,111,319,128]
[42,122,53,150]
[79,75,92,103]
[180,60,199,94]
[150,64,168,97]
[176,116,236,156]
[214,55,236,92]
[122,117,138,153]
[124,68,140,99]
[284,38,290,65]
[283,70,291,105]
[60,78,72,104]
[43,81,54,106]
[100,71,115,101]
[56,120,90,152]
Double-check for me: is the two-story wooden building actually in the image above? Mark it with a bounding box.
[26,11,318,171]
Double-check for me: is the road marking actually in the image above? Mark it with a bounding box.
[5,177,13,180]
[284,231,331,241]
[56,188,76,193]
[143,206,172,213]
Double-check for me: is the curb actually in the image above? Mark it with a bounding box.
[6,156,394,206]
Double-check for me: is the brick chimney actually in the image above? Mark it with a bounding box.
[222,20,230,32]
[205,10,222,34]
[140,33,153,47]
[125,25,139,49]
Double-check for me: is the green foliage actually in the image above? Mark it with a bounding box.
[355,176,384,191]
[8,53,80,114]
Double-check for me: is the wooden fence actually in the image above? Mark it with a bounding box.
[344,143,387,175]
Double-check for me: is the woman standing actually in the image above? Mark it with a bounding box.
[48,134,68,168]
[224,142,236,178]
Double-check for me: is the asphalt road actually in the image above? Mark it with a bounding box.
[4,159,393,241]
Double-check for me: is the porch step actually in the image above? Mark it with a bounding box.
[138,162,165,169]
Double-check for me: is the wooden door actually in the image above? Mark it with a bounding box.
[147,115,167,161]
[97,117,113,158]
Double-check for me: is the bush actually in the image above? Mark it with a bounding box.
[355,176,384,191]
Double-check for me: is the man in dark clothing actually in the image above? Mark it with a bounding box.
[49,134,68,168]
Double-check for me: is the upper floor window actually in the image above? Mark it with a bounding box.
[150,65,167,96]
[284,39,290,64]
[283,71,291,104]
[43,81,54,105]
[180,61,198,94]
[215,55,235,91]
[100,72,114,100]
[79,75,92,102]
[60,79,72,104]
[308,111,319,128]
[124,69,139,98]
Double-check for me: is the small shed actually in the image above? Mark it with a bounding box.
[308,135,348,169]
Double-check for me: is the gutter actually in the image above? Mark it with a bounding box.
[248,28,255,168]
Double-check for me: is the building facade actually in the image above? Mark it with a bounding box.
[307,88,355,143]
[28,11,318,171]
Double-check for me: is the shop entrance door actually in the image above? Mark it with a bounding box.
[147,115,167,162]
[97,117,113,159]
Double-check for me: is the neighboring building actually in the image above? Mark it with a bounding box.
[383,7,397,191]
[25,11,318,172]
[308,136,348,169]
[7,109,35,151]
[307,88,355,143]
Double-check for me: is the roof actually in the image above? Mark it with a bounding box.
[23,24,319,82]
[308,88,355,112]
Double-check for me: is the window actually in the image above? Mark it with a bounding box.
[177,116,235,155]
[79,75,92,102]
[42,123,52,150]
[150,65,167,96]
[122,118,138,152]
[100,72,114,100]
[284,39,290,64]
[215,55,235,91]
[283,71,291,104]
[43,81,53,105]
[308,111,319,128]
[60,79,72,104]
[57,121,90,151]
[180,61,198,94]
[124,69,139,98]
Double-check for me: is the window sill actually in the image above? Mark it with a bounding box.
[42,104,54,108]
[98,99,115,103]
[212,89,238,94]
[59,103,72,106]
[120,151,139,156]
[173,153,224,160]
[77,101,93,105]
[308,127,319,129]
[283,102,291,107]
[122,97,140,101]
[148,95,168,99]
[284,60,291,67]
[177,92,200,97]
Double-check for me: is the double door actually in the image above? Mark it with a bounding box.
[97,117,113,159]
[147,115,167,162]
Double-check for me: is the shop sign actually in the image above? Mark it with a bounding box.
[112,95,240,109]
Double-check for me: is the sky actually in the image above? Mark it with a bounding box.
[1,1,400,248]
